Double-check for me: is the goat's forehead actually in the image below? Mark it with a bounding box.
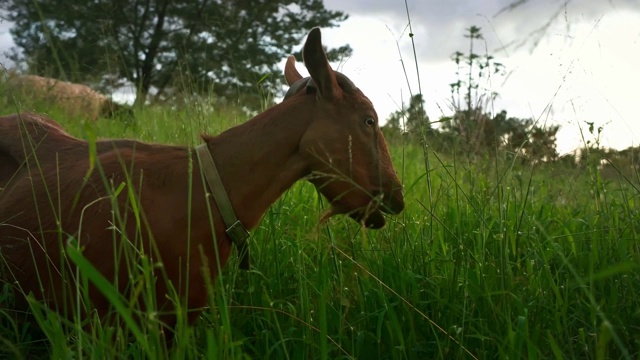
[345,91,375,113]
[341,85,376,114]
[284,72,375,112]
[334,71,355,91]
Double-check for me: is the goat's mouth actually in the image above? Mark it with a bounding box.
[315,182,404,229]
[349,208,386,229]
[348,192,404,229]
[320,206,386,229]
[322,194,401,229]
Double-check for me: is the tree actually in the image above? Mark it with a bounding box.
[384,93,430,135]
[503,114,560,163]
[1,0,351,107]
[437,26,560,163]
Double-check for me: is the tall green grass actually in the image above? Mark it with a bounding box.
[1,91,639,359]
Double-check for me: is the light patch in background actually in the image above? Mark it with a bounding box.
[0,19,14,70]
[498,11,640,154]
[307,10,640,155]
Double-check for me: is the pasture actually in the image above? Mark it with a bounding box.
[0,83,639,359]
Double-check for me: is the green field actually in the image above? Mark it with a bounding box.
[0,100,639,359]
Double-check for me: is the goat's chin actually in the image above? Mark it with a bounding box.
[319,207,386,229]
[350,209,386,229]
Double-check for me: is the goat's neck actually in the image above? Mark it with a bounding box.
[204,101,311,229]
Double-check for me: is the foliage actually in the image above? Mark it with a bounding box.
[1,99,639,359]
[580,145,640,184]
[384,93,430,135]
[439,108,560,162]
[0,0,351,107]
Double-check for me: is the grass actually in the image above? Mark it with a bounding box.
[1,94,639,360]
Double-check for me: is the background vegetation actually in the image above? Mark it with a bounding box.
[1,1,639,359]
[1,0,352,107]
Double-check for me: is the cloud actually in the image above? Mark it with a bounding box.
[323,0,640,63]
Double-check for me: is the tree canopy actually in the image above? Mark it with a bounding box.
[384,94,430,135]
[0,0,351,106]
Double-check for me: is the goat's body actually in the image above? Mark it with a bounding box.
[0,113,215,323]
[0,104,314,324]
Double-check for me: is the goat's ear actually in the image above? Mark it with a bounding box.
[284,56,303,85]
[302,27,340,100]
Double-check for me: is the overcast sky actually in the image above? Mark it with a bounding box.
[2,1,639,154]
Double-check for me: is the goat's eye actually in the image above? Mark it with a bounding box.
[364,117,375,127]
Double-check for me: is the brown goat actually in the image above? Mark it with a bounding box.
[0,28,404,330]
[0,112,138,190]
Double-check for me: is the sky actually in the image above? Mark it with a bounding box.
[2,0,639,154]
[311,0,640,155]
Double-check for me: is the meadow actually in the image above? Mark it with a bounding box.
[0,95,639,359]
